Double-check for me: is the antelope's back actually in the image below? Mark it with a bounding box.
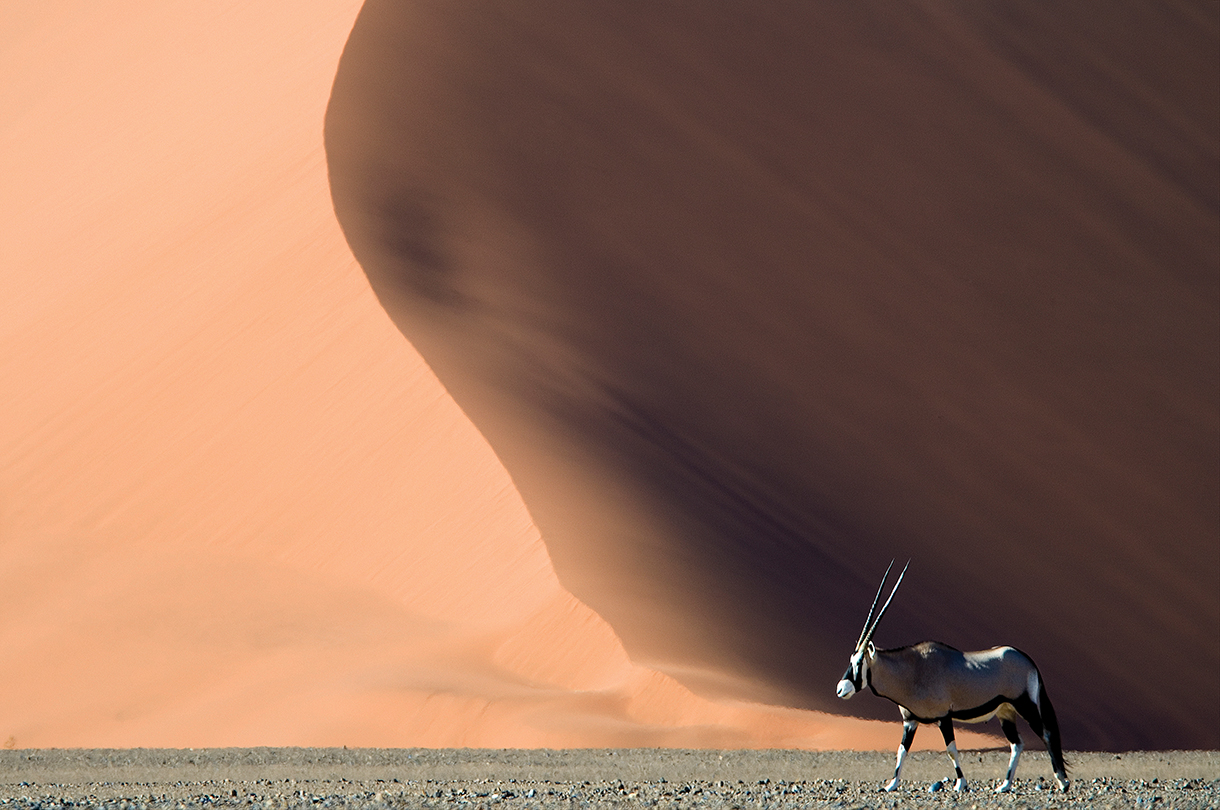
[897,642,1033,720]
[957,645,1037,710]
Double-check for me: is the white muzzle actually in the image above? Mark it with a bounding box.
[836,679,856,699]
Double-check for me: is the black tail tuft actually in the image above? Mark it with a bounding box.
[1039,682,1069,778]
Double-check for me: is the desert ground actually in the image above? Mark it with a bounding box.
[2,749,1217,809]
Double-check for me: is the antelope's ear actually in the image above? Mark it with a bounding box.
[866,641,876,657]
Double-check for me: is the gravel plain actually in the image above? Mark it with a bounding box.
[1,748,1217,809]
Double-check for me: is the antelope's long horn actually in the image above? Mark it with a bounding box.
[862,559,909,648]
[855,559,895,650]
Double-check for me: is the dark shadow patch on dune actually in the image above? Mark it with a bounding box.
[376,190,468,308]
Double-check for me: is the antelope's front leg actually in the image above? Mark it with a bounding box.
[885,716,918,792]
[939,718,968,792]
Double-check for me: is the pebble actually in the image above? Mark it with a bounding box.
[0,777,1217,810]
[3,751,1219,810]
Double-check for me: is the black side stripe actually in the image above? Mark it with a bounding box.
[873,693,1023,724]
[948,694,1015,722]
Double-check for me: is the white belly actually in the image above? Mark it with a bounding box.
[956,707,1000,724]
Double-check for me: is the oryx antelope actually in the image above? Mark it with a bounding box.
[836,561,1069,794]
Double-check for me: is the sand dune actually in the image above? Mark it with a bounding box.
[326,0,1219,750]
[0,0,970,750]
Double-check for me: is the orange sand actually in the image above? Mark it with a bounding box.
[0,1,987,751]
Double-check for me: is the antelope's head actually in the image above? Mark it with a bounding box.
[836,559,907,699]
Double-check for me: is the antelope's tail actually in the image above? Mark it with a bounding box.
[1037,676,1069,778]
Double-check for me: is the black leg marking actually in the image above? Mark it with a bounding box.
[939,717,956,746]
[886,720,918,791]
[1013,695,1044,738]
[939,718,966,790]
[901,721,917,751]
[896,720,917,778]
[997,718,1023,793]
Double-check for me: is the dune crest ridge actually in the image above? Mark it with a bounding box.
[0,0,946,750]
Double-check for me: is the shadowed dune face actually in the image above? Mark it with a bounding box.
[326,1,1219,749]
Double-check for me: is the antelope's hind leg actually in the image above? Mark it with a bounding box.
[1014,690,1070,792]
[995,706,1023,793]
[885,711,918,792]
[939,718,968,792]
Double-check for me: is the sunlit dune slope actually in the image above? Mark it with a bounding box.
[326,0,1219,750]
[0,1,947,749]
